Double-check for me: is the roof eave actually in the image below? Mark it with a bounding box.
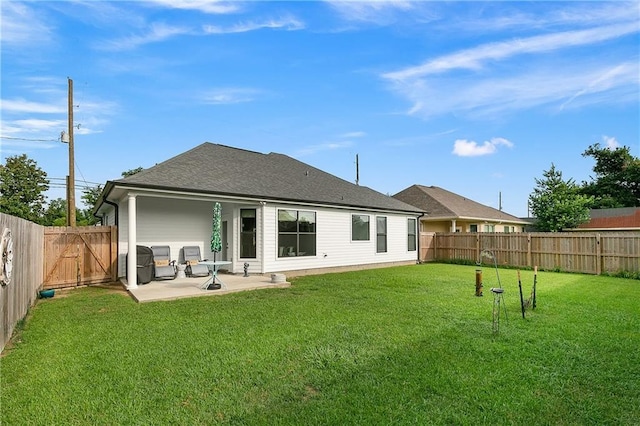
[98,181,424,215]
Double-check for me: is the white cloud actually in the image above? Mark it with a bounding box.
[379,13,639,119]
[203,16,305,34]
[453,2,639,33]
[294,141,353,157]
[99,15,304,50]
[1,78,118,141]
[452,138,513,157]
[145,0,241,14]
[327,0,419,25]
[339,131,366,138]
[5,118,67,134]
[0,2,54,47]
[602,135,621,150]
[559,63,637,111]
[383,22,639,81]
[1,99,66,114]
[387,60,639,119]
[98,22,193,51]
[201,88,262,105]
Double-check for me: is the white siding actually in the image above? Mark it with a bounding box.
[116,196,417,278]
[262,204,417,274]
[117,197,237,277]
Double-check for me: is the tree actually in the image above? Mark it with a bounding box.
[122,167,143,177]
[529,163,593,232]
[0,154,49,224]
[79,184,103,226]
[580,143,640,208]
[43,198,68,226]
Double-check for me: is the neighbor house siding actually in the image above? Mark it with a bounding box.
[422,221,452,233]
[422,220,524,234]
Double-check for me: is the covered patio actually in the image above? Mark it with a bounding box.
[124,273,290,303]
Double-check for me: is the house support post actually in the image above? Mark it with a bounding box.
[450,219,457,233]
[127,194,138,289]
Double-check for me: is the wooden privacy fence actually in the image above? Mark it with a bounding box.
[1,213,44,352]
[43,226,117,289]
[420,232,640,275]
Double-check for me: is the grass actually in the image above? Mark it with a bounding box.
[2,264,639,425]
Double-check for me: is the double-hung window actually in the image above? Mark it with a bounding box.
[352,214,370,241]
[408,218,417,251]
[278,210,316,257]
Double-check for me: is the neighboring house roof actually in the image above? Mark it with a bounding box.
[393,184,528,224]
[574,207,640,230]
[98,143,422,214]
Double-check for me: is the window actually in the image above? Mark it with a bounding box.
[484,224,495,232]
[376,216,387,253]
[470,224,478,233]
[504,225,510,233]
[352,214,370,241]
[240,209,256,258]
[408,218,416,251]
[278,210,316,257]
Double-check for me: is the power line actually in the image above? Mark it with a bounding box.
[0,135,60,142]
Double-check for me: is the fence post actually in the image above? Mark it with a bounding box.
[527,233,532,268]
[596,233,601,275]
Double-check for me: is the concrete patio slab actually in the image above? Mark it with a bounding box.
[125,273,290,303]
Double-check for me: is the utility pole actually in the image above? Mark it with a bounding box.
[67,77,76,227]
[355,154,359,186]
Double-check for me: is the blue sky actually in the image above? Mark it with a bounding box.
[1,1,639,217]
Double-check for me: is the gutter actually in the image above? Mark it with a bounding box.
[101,198,119,226]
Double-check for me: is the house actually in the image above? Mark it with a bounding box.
[94,143,424,288]
[571,207,640,231]
[393,185,529,233]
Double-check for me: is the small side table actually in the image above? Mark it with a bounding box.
[176,263,187,279]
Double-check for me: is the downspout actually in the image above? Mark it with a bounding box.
[417,212,425,263]
[260,201,266,274]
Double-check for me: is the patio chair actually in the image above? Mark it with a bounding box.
[151,245,177,280]
[183,246,210,277]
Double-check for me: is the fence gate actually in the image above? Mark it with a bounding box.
[420,232,436,262]
[43,226,117,289]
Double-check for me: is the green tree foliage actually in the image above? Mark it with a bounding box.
[529,164,593,232]
[82,184,103,208]
[122,167,143,177]
[80,184,103,225]
[43,198,68,226]
[42,197,98,226]
[0,154,49,224]
[580,143,640,208]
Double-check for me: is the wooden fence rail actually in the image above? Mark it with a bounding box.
[420,232,640,275]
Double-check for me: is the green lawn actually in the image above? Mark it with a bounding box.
[2,264,639,425]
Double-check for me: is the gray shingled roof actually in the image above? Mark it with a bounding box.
[393,184,526,222]
[108,143,422,213]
